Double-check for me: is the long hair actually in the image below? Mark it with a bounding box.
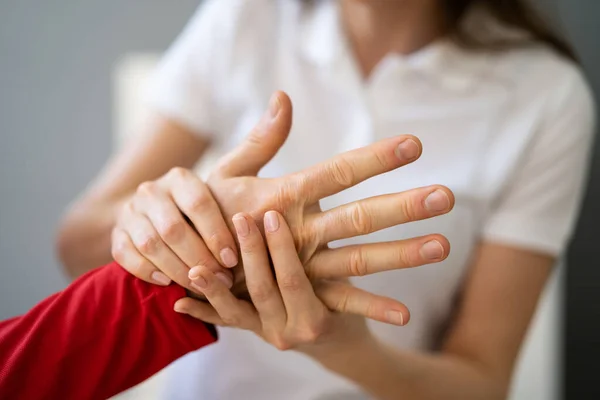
[442,0,577,61]
[305,0,578,62]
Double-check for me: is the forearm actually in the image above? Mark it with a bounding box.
[317,338,506,400]
[56,198,125,278]
[0,262,217,400]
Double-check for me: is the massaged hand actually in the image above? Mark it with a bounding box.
[175,211,376,351]
[114,91,455,323]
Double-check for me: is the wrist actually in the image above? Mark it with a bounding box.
[311,334,382,372]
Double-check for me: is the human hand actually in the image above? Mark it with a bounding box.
[203,91,453,308]
[174,211,379,360]
[111,167,237,293]
[116,90,454,310]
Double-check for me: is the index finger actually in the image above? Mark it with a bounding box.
[290,135,422,204]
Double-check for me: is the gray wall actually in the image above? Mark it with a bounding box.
[0,0,598,327]
[0,0,201,318]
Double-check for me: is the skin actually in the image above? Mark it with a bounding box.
[117,92,454,324]
[56,0,556,397]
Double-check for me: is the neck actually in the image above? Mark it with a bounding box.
[340,0,446,76]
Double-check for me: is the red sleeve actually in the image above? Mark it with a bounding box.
[0,261,217,400]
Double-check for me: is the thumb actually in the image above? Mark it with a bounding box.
[212,91,292,178]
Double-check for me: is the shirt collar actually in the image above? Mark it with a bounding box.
[298,0,491,93]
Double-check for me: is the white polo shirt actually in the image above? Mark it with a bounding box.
[148,0,596,399]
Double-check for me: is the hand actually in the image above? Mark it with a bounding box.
[111,168,237,293]
[118,90,454,316]
[203,91,453,313]
[175,211,378,360]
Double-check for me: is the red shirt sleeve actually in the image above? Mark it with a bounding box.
[0,261,217,400]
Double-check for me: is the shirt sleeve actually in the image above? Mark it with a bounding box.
[145,0,232,138]
[0,262,217,400]
[481,67,597,256]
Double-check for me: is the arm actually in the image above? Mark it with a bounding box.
[313,63,597,400]
[0,262,217,400]
[317,243,552,400]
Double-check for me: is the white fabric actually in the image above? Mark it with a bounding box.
[146,1,596,399]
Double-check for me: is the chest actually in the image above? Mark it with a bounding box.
[211,58,534,347]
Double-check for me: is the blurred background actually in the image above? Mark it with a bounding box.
[0,1,598,399]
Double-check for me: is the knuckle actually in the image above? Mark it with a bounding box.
[296,324,324,344]
[167,166,189,180]
[328,157,355,188]
[204,231,222,247]
[136,234,161,255]
[271,336,292,351]
[246,129,264,146]
[250,283,277,303]
[110,238,127,263]
[334,286,352,313]
[395,245,412,267]
[348,249,369,277]
[400,198,418,221]
[371,148,389,170]
[136,181,156,196]
[185,191,211,213]
[349,202,372,236]
[278,274,304,293]
[274,179,300,208]
[220,313,242,327]
[157,218,187,242]
[119,200,135,219]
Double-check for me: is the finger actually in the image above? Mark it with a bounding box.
[111,228,171,286]
[232,213,287,326]
[188,264,261,332]
[290,135,422,204]
[305,234,450,280]
[311,185,454,243]
[134,183,234,277]
[163,168,239,269]
[264,211,323,318]
[126,210,222,293]
[174,297,226,327]
[315,281,410,326]
[211,91,292,178]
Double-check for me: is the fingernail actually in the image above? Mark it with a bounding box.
[395,139,419,161]
[264,211,280,233]
[269,93,280,118]
[174,303,186,314]
[233,216,249,237]
[424,190,450,212]
[151,271,171,286]
[220,247,238,268]
[215,272,233,288]
[386,311,405,326]
[191,276,208,291]
[420,240,445,260]
[189,266,202,280]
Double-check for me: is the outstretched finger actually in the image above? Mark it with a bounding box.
[290,135,422,205]
[315,281,410,326]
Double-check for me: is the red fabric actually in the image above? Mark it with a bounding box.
[0,261,217,400]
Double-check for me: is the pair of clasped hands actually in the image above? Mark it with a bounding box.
[112,92,454,355]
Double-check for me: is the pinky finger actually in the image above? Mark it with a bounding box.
[111,228,172,286]
[314,281,410,326]
[174,298,226,326]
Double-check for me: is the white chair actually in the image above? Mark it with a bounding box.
[110,54,561,400]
